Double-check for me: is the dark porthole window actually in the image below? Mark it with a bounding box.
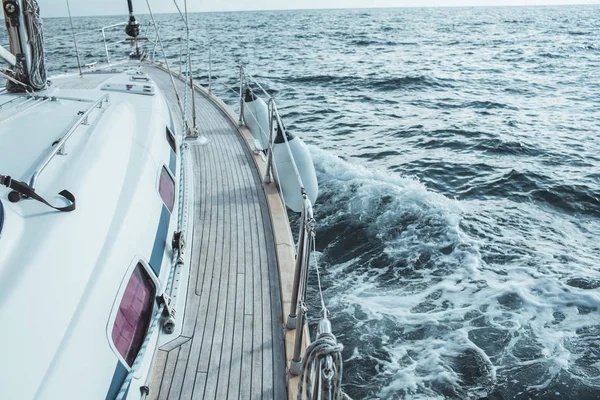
[111,263,156,367]
[0,200,4,236]
[159,166,175,213]
[166,127,177,154]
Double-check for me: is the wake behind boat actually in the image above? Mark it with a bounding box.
[0,1,346,399]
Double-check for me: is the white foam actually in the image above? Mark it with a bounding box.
[309,147,600,397]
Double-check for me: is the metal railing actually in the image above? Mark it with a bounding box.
[28,94,109,190]
[209,64,346,400]
[101,22,127,66]
[44,21,156,70]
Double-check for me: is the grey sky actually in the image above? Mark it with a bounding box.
[40,0,600,18]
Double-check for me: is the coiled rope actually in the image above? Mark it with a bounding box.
[5,0,46,92]
[298,332,345,400]
[294,235,348,400]
[24,0,47,90]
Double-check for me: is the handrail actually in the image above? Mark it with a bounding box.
[44,21,153,69]
[28,94,109,189]
[102,22,127,66]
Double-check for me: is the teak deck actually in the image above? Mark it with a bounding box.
[144,66,288,400]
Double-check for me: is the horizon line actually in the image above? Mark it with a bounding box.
[42,2,600,19]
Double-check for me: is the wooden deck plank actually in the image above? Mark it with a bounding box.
[257,194,274,399]
[147,350,167,400]
[228,272,245,398]
[168,339,192,399]
[144,65,286,399]
[202,122,233,398]
[177,130,216,400]
[223,114,247,399]
[245,155,264,400]
[193,373,207,400]
[240,315,254,399]
[212,119,241,400]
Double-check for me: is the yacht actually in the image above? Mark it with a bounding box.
[0,0,345,399]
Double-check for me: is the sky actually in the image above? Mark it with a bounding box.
[39,0,600,18]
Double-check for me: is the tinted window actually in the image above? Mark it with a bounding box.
[159,166,175,213]
[0,200,4,237]
[111,263,156,366]
[166,127,177,154]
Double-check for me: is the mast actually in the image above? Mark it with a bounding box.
[1,0,47,92]
[124,0,141,59]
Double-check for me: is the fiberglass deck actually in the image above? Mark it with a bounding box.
[144,66,287,400]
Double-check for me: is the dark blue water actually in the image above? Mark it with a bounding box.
[11,5,600,399]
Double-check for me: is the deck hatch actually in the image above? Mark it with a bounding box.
[111,263,156,367]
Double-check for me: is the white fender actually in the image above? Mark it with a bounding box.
[243,89,270,150]
[272,125,318,212]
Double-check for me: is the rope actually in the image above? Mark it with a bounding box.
[0,69,32,93]
[115,303,164,400]
[297,332,345,400]
[5,0,46,92]
[25,0,47,89]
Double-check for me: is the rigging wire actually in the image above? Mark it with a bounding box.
[183,0,198,134]
[171,0,198,135]
[144,0,184,114]
[64,0,82,76]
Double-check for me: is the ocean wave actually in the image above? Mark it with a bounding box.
[307,147,600,398]
[568,30,592,36]
[471,138,543,156]
[350,39,398,46]
[284,74,454,91]
[531,184,600,218]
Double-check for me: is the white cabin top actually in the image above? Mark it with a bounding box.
[0,66,182,399]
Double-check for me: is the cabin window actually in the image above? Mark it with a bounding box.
[0,200,4,236]
[166,127,177,154]
[159,166,175,213]
[111,263,156,367]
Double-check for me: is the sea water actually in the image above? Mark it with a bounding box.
[16,5,600,399]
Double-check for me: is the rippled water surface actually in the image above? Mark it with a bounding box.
[16,5,600,399]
